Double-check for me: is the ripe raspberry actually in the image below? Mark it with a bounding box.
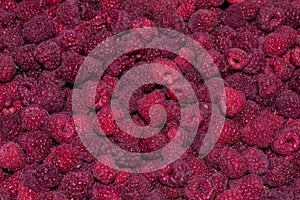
[59,30,85,53]
[272,128,300,155]
[278,2,300,29]
[14,43,39,71]
[16,0,43,21]
[168,81,197,103]
[262,33,288,57]
[0,142,25,170]
[92,183,121,200]
[92,161,116,184]
[139,133,168,158]
[209,172,228,195]
[0,0,18,12]
[120,174,150,200]
[264,57,294,81]
[213,26,236,53]
[23,15,54,43]
[17,185,38,200]
[106,55,135,77]
[216,189,243,200]
[21,104,49,131]
[263,158,294,187]
[275,25,298,47]
[95,106,115,136]
[186,157,208,176]
[36,191,68,200]
[183,176,215,200]
[18,77,39,106]
[34,40,61,71]
[275,90,300,119]
[289,69,300,94]
[176,0,196,20]
[290,47,300,67]
[0,53,16,83]
[230,174,264,200]
[242,50,265,74]
[234,31,259,52]
[0,112,23,142]
[225,48,248,70]
[219,148,247,179]
[240,118,274,148]
[241,147,268,175]
[256,7,285,32]
[55,1,80,27]
[100,0,123,11]
[0,7,15,27]
[0,24,24,50]
[1,171,21,198]
[239,1,259,21]
[220,87,246,117]
[59,171,93,200]
[19,130,52,163]
[223,5,246,28]
[144,189,168,200]
[155,184,182,199]
[50,144,81,173]
[21,164,62,192]
[79,2,100,21]
[61,51,84,84]
[216,119,240,145]
[188,9,218,33]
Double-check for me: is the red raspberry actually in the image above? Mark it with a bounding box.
[50,144,81,173]
[256,7,285,32]
[34,40,61,71]
[23,15,54,43]
[139,133,168,157]
[239,0,259,21]
[0,142,26,171]
[95,106,115,136]
[230,174,264,200]
[55,1,80,28]
[100,0,123,11]
[106,55,135,77]
[275,90,300,119]
[37,83,64,113]
[264,57,294,81]
[59,171,93,200]
[188,9,218,33]
[216,119,240,145]
[36,191,68,200]
[21,164,62,192]
[18,77,39,106]
[275,25,298,47]
[240,118,274,148]
[243,50,265,74]
[0,24,24,50]
[289,69,300,94]
[213,26,236,53]
[156,184,182,199]
[241,147,268,175]
[209,172,228,195]
[0,53,16,83]
[16,0,43,21]
[183,176,215,200]
[120,174,150,200]
[17,185,38,200]
[186,157,208,176]
[176,0,196,21]
[143,189,168,200]
[223,5,246,28]
[290,47,300,67]
[0,0,18,12]
[262,33,288,57]
[59,30,85,53]
[61,51,84,84]
[168,81,197,103]
[1,171,21,198]
[219,148,247,179]
[0,8,15,27]
[0,112,23,142]
[263,158,294,187]
[234,31,259,52]
[225,48,249,70]
[79,2,100,21]
[216,189,243,200]
[260,109,284,132]
[220,87,246,117]
[181,105,204,131]
[92,161,116,184]
[21,104,48,131]
[278,2,300,29]
[92,183,121,200]
[272,128,300,155]
[14,44,39,71]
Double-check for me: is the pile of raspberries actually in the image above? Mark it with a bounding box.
[0,0,300,199]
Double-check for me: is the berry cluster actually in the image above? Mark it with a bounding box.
[0,0,300,199]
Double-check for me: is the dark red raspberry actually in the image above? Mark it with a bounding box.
[186,157,208,176]
[240,118,274,148]
[0,24,24,50]
[258,109,283,132]
[61,51,84,84]
[0,112,23,142]
[272,128,300,155]
[264,57,294,81]
[225,48,248,70]
[234,31,259,52]
[19,130,52,163]
[21,164,62,192]
[176,0,196,20]
[18,77,38,106]
[92,161,116,184]
[156,184,182,199]
[216,189,243,200]
[21,104,48,131]
[14,44,39,71]
[95,106,115,136]
[34,40,61,71]
[188,9,218,33]
[55,1,80,28]
[106,55,135,77]
[192,32,213,51]
[181,105,204,131]
[213,26,236,53]
[230,174,264,200]
[242,50,265,74]
[278,2,300,29]
[59,30,85,53]
[50,144,81,173]
[100,0,123,11]
[0,8,16,27]
[263,158,294,187]
[209,172,228,195]
[275,90,300,119]
[0,53,16,83]
[16,0,43,21]
[1,171,21,198]
[290,47,300,67]
[223,5,246,28]
[289,69,300,94]
[239,0,259,21]
[262,33,288,57]
[219,148,247,179]
[36,191,68,200]
[139,133,168,157]
[220,87,246,117]
[59,171,93,200]
[22,15,54,43]
[256,7,285,32]
[120,174,150,200]
[168,81,197,103]
[241,147,268,175]
[79,2,100,21]
[216,119,240,145]
[143,189,168,200]
[0,142,26,171]
[183,176,215,200]
[17,185,38,200]
[92,183,121,200]
[275,25,298,47]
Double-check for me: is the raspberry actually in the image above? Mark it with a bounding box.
[220,87,246,117]
[34,40,61,71]
[239,1,259,21]
[223,5,246,28]
[0,0,18,12]
[158,160,190,187]
[140,133,168,157]
[156,14,185,34]
[219,148,247,179]
[1,171,21,198]
[263,158,294,187]
[92,183,121,200]
[92,161,116,184]
[183,176,215,200]
[209,172,228,195]
[213,26,237,53]
[50,144,81,173]
[186,157,208,176]
[0,112,23,142]
[79,2,100,21]
[23,15,54,43]
[275,90,300,119]
[18,77,39,106]
[95,106,116,136]
[21,104,49,131]
[55,1,80,27]
[0,53,16,83]
[0,24,24,50]
[108,9,132,34]
[256,7,285,32]
[100,0,123,11]
[234,31,259,52]
[243,50,265,74]
[230,174,264,200]
[120,174,150,200]
[216,189,243,200]
[264,57,294,81]
[59,30,85,53]
[271,128,300,155]
[225,48,248,70]
[176,0,196,20]
[275,25,298,47]
[0,7,15,27]
[17,185,38,200]
[0,142,26,171]
[106,55,135,77]
[144,189,168,200]
[227,0,244,4]
[59,171,93,200]
[21,164,62,192]
[46,113,76,143]
[156,184,182,199]
[289,69,300,94]
[241,147,268,175]
[278,2,300,29]
[36,191,68,200]
[16,0,43,21]
[188,9,218,33]
[14,44,39,71]
[290,47,300,67]
[61,51,84,84]
[262,33,288,57]
[181,105,204,131]
[192,32,213,51]
[216,119,240,145]
[168,81,197,103]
